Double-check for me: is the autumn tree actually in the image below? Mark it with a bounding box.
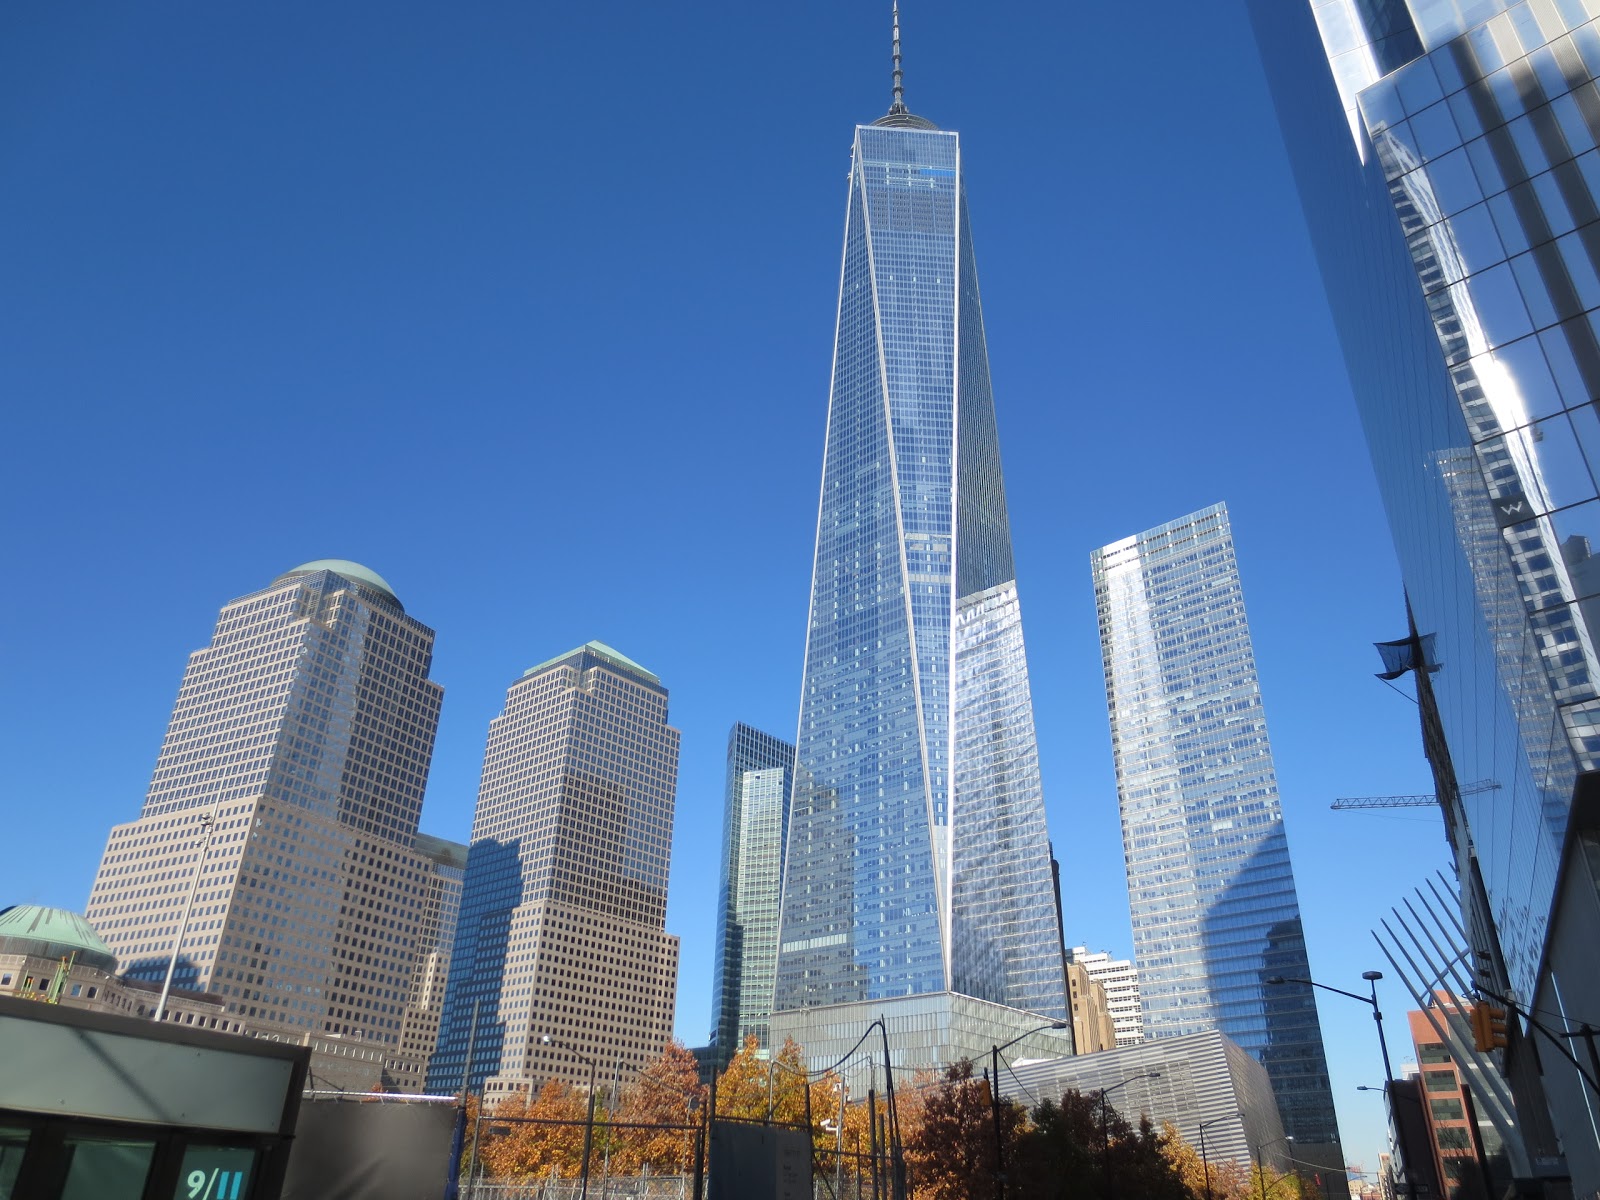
[1156,1120,1308,1200]
[612,1040,706,1175]
[901,1060,1028,1200]
[475,1081,588,1181]
[713,1035,770,1120]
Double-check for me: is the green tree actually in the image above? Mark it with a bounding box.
[1010,1088,1193,1200]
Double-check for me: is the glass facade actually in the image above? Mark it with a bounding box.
[82,562,458,1086]
[709,723,794,1061]
[1245,0,1600,1063]
[771,94,1068,1057]
[1092,505,1340,1151]
[427,642,681,1096]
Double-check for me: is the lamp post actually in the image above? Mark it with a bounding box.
[989,1021,1069,1200]
[1268,971,1407,1198]
[541,1034,598,1200]
[1196,1112,1240,1200]
[1098,1071,1161,1200]
[1253,1135,1292,1200]
[154,805,219,1022]
[1267,971,1394,1083]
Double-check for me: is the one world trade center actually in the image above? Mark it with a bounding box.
[770,7,1074,1070]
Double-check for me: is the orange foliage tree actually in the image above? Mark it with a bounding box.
[611,1040,706,1175]
[476,1081,587,1181]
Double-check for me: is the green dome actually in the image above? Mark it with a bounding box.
[277,559,400,607]
[0,905,117,971]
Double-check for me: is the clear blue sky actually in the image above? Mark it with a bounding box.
[1,0,1445,1173]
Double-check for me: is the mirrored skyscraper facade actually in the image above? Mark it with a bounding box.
[428,642,681,1098]
[708,723,794,1064]
[1245,0,1600,1184]
[770,47,1071,1069]
[1092,505,1340,1158]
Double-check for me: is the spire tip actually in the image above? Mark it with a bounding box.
[890,0,906,114]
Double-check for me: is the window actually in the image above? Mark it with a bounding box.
[1426,1070,1458,1092]
[1431,1098,1465,1121]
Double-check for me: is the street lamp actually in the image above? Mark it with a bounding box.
[1099,1071,1161,1200]
[989,1021,1069,1200]
[1268,971,1410,1199]
[541,1034,598,1200]
[1196,1112,1242,1200]
[1253,1135,1293,1200]
[1266,971,1395,1084]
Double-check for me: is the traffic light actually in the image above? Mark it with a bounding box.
[1472,1002,1508,1051]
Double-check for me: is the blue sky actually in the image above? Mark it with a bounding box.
[1,0,1445,1172]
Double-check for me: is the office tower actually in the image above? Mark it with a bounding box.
[395,833,468,1092]
[1092,505,1340,1166]
[708,723,794,1066]
[83,561,457,1086]
[1066,946,1145,1048]
[1244,0,1600,1186]
[1064,959,1117,1055]
[428,642,681,1098]
[1407,1000,1508,1199]
[769,9,1072,1070]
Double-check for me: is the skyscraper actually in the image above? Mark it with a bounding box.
[709,723,794,1065]
[428,642,681,1098]
[84,561,456,1086]
[1066,946,1144,1049]
[1243,0,1600,1186]
[395,833,469,1092]
[1092,505,1340,1164]
[769,10,1072,1070]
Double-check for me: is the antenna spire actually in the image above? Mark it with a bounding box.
[890,1,906,113]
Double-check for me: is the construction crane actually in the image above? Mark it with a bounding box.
[1330,780,1501,811]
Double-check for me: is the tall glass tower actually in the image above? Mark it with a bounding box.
[1243,0,1600,1186]
[708,723,794,1065]
[770,9,1072,1070]
[1092,505,1341,1165]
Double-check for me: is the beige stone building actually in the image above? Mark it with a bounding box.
[80,561,463,1091]
[1067,945,1144,1047]
[1066,959,1117,1054]
[429,643,681,1099]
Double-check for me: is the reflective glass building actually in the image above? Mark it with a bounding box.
[1243,0,1600,1185]
[427,642,681,1097]
[1092,505,1341,1163]
[770,19,1072,1070]
[83,561,458,1087]
[708,723,794,1064]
